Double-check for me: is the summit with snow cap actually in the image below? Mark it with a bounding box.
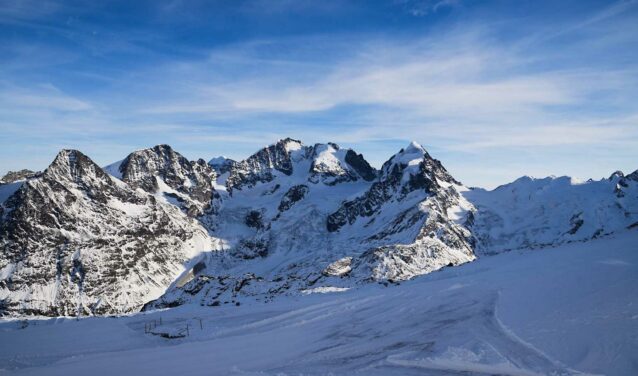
[1,139,637,316]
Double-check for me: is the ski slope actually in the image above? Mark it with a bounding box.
[1,230,636,375]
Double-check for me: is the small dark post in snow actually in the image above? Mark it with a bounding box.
[186,323,190,337]
[198,318,203,330]
[159,316,162,325]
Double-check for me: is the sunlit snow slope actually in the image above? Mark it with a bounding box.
[1,230,636,376]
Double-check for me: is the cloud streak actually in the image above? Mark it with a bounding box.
[0,0,637,188]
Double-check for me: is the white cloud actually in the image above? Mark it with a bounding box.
[0,83,92,112]
[2,2,637,188]
[131,29,638,154]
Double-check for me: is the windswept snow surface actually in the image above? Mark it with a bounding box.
[1,230,636,376]
[465,175,638,254]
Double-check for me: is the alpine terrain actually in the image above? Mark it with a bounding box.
[1,139,637,375]
[1,139,637,317]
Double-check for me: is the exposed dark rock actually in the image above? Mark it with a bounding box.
[0,169,39,184]
[345,150,377,181]
[0,149,208,317]
[278,185,309,212]
[226,138,302,192]
[609,170,625,180]
[208,156,237,175]
[117,145,217,217]
[327,143,458,232]
[567,213,584,235]
[245,210,264,229]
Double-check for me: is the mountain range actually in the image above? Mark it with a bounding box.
[1,138,637,317]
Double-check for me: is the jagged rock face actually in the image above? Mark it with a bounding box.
[324,143,476,281]
[357,188,475,281]
[0,150,210,317]
[0,169,39,184]
[323,257,352,277]
[355,238,472,282]
[225,139,379,192]
[208,156,237,175]
[327,142,460,232]
[117,145,218,217]
[307,143,377,185]
[278,185,309,212]
[146,141,477,311]
[345,150,377,181]
[226,138,302,192]
[626,170,638,181]
[4,139,637,317]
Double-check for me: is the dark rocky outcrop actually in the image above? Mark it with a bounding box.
[0,169,39,184]
[117,145,217,216]
[278,185,309,212]
[345,150,377,181]
[0,150,209,317]
[226,138,302,192]
[327,142,460,232]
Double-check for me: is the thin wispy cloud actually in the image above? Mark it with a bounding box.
[0,0,636,188]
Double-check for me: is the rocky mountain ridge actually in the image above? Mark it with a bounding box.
[1,139,637,317]
[0,150,211,316]
[0,169,39,184]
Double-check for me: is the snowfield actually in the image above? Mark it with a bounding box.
[1,229,636,376]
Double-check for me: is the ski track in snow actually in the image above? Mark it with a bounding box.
[1,230,636,376]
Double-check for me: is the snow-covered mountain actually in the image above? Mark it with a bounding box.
[146,139,475,310]
[1,139,637,317]
[0,169,39,185]
[105,144,219,217]
[0,150,211,316]
[466,172,638,254]
[207,156,237,175]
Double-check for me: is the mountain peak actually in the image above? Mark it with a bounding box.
[150,144,175,154]
[208,156,237,174]
[53,148,82,162]
[609,170,625,180]
[405,141,426,154]
[209,156,231,165]
[50,149,85,168]
[117,145,217,215]
[0,169,38,184]
[45,149,106,182]
[276,137,303,153]
[383,142,429,174]
[388,141,431,168]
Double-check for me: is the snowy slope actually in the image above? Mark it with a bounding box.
[1,230,636,375]
[465,173,638,254]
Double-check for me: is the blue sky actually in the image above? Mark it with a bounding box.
[1,0,637,188]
